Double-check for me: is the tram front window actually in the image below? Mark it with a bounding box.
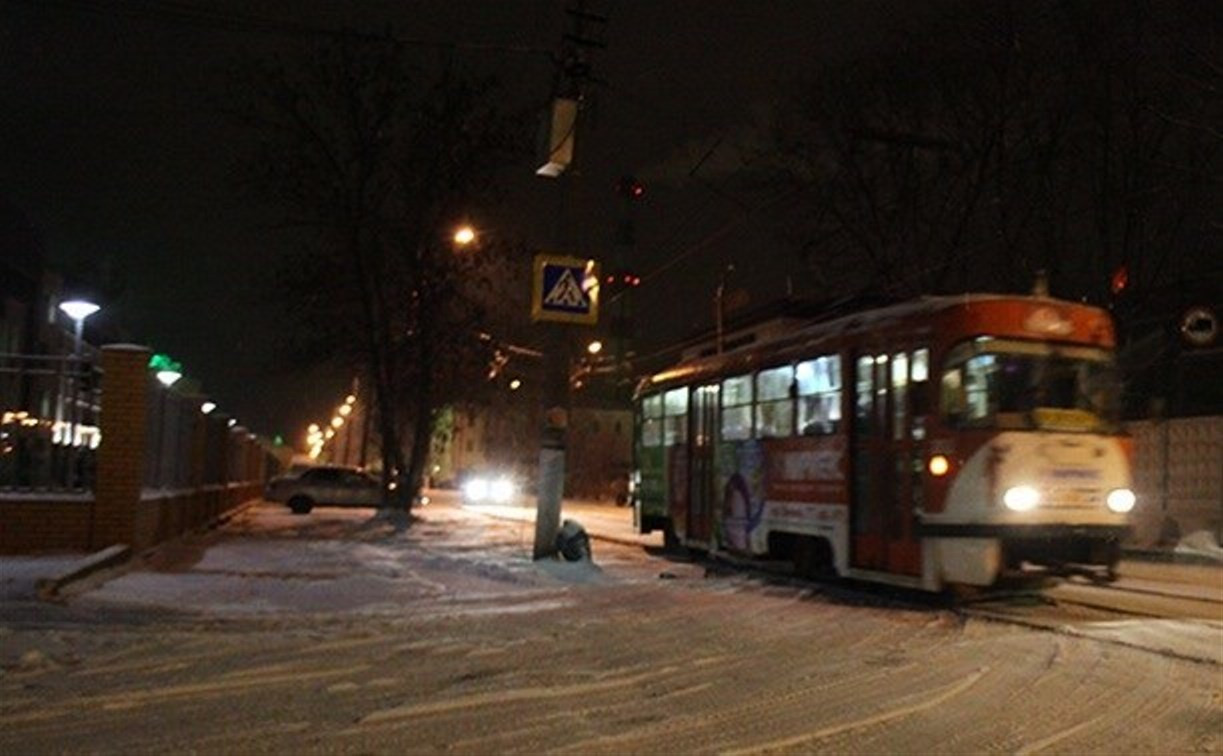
[941,342,1119,431]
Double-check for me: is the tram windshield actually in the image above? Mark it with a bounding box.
[940,339,1120,432]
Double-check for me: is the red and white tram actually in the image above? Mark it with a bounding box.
[632,294,1135,590]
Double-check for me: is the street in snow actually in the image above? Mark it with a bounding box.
[1,493,1220,754]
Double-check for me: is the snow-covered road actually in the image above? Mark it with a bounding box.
[0,497,1219,754]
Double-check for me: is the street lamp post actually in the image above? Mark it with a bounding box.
[58,300,100,487]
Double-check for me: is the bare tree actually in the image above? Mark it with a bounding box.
[236,38,524,515]
[773,0,1219,304]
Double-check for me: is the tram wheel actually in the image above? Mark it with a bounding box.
[794,536,834,580]
[947,582,978,600]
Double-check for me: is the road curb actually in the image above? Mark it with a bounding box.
[211,497,260,530]
[1122,548,1223,568]
[35,543,131,600]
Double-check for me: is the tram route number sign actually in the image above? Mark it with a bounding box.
[531,254,601,325]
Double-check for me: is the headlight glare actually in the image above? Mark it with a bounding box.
[1106,488,1136,513]
[464,478,489,502]
[490,478,515,503]
[1003,485,1041,512]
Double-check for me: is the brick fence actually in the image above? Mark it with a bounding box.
[1,344,269,554]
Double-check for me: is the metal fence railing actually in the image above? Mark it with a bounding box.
[0,353,102,492]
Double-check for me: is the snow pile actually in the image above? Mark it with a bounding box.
[0,556,81,600]
[1174,530,1223,562]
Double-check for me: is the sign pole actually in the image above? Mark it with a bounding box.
[528,255,599,559]
[533,329,570,559]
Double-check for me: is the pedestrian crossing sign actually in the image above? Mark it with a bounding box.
[532,254,601,325]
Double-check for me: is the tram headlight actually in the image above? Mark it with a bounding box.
[928,454,951,477]
[1106,488,1136,513]
[1003,485,1041,512]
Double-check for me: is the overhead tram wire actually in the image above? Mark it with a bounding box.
[585,73,806,308]
[6,0,553,55]
[602,183,802,311]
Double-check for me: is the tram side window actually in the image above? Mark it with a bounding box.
[911,348,930,439]
[640,394,662,446]
[663,387,689,445]
[756,365,794,438]
[796,355,842,435]
[856,356,876,435]
[721,374,753,440]
[941,354,994,427]
[892,352,909,441]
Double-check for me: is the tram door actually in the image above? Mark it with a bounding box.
[850,352,923,576]
[687,384,719,545]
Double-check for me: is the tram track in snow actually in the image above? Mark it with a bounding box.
[686,550,1223,666]
[1062,575,1223,608]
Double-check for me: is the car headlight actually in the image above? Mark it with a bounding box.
[1003,485,1041,512]
[490,478,515,503]
[1106,488,1136,513]
[464,478,489,502]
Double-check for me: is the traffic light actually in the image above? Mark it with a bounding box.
[616,175,645,200]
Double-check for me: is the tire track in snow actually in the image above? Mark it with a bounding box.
[724,666,989,754]
[0,663,373,727]
[357,665,679,725]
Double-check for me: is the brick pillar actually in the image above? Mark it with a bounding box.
[92,344,150,549]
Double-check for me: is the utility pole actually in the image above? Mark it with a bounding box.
[532,1,607,560]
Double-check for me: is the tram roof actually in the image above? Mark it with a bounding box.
[636,293,1112,397]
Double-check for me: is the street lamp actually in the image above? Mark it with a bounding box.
[587,340,603,355]
[453,225,476,246]
[56,299,100,473]
[156,369,182,388]
[58,300,100,355]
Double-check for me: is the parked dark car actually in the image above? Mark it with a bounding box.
[264,465,381,514]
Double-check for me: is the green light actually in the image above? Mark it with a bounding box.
[148,353,182,373]
[274,435,284,446]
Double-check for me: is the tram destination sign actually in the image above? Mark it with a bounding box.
[531,254,601,325]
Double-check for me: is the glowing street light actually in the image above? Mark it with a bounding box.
[509,379,522,391]
[586,340,603,355]
[453,225,476,246]
[156,369,182,388]
[57,299,101,457]
[59,299,101,323]
[59,300,101,357]
[200,401,217,415]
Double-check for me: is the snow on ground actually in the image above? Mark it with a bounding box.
[0,497,1219,754]
[0,555,80,600]
[1176,530,1223,562]
[80,502,600,619]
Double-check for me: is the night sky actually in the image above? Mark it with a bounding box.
[1,1,925,439]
